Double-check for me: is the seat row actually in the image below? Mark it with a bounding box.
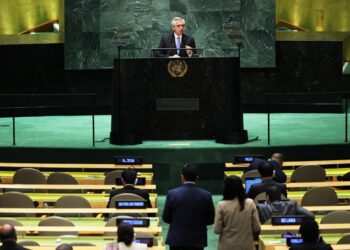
[0,192,158,215]
[1,168,152,185]
[229,165,350,183]
[0,216,160,238]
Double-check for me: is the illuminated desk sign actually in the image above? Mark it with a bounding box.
[286,237,304,246]
[135,238,153,247]
[234,155,264,164]
[116,218,150,227]
[114,156,143,165]
[115,177,146,186]
[115,201,146,209]
[271,215,305,225]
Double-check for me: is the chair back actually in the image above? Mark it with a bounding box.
[108,193,146,217]
[109,193,146,208]
[321,211,350,224]
[0,192,34,217]
[301,187,338,206]
[321,211,350,233]
[254,192,266,205]
[70,243,96,246]
[18,241,40,246]
[12,168,46,193]
[241,170,260,182]
[104,170,123,185]
[337,172,350,190]
[263,218,272,225]
[290,165,326,182]
[338,234,350,244]
[47,172,79,193]
[55,195,92,217]
[38,216,77,236]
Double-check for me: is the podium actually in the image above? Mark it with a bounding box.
[110,57,248,145]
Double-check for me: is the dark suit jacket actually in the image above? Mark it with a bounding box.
[155,33,196,57]
[244,158,287,183]
[106,184,152,208]
[163,182,215,248]
[247,177,287,199]
[257,200,315,224]
[0,242,29,250]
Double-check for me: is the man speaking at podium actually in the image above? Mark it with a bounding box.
[156,17,196,58]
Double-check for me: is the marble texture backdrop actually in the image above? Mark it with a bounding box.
[65,0,275,69]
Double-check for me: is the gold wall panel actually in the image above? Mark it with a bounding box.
[0,0,61,34]
[276,0,350,31]
[276,0,350,61]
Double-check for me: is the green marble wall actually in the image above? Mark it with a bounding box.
[65,0,275,69]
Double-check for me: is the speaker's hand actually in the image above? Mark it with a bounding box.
[185,46,193,57]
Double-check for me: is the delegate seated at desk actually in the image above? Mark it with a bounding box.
[155,17,196,58]
[257,187,314,225]
[244,153,287,183]
[247,162,287,199]
[106,168,152,209]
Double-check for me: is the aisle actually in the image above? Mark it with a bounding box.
[157,195,221,250]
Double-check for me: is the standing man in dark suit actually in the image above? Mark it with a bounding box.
[155,17,196,58]
[0,224,29,250]
[247,161,288,199]
[163,164,215,250]
[106,168,152,209]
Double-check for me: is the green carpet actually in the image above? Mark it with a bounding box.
[0,113,348,148]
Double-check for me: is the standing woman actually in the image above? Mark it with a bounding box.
[214,176,261,250]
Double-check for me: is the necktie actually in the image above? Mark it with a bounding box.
[176,37,181,55]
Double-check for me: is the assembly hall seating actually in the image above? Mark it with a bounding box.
[226,158,350,250]
[0,161,163,248]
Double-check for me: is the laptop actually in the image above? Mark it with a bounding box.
[135,238,154,247]
[245,177,262,193]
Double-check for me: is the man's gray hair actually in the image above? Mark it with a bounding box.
[171,17,185,27]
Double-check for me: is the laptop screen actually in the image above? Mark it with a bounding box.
[135,238,153,247]
[245,177,262,193]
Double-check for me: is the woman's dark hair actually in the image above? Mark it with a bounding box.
[117,223,134,246]
[223,175,247,211]
[299,219,320,242]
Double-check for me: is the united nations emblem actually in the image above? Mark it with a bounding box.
[167,59,188,78]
